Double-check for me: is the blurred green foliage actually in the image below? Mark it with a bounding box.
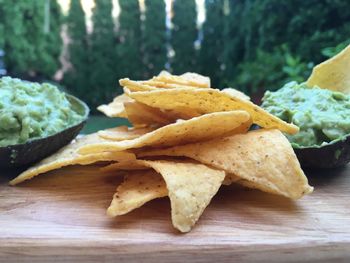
[117,0,143,80]
[171,0,198,73]
[63,0,90,102]
[1,0,62,78]
[143,0,167,78]
[1,0,349,110]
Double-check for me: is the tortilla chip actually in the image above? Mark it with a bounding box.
[180,72,211,88]
[119,78,158,92]
[140,80,206,89]
[127,88,298,134]
[138,129,313,199]
[98,126,153,141]
[158,70,171,77]
[101,160,148,172]
[97,94,132,118]
[124,101,174,127]
[142,160,225,232]
[152,74,209,88]
[222,87,250,101]
[79,111,251,154]
[9,134,136,185]
[307,44,350,94]
[107,170,168,217]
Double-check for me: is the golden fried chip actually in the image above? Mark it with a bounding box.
[9,134,136,185]
[140,80,206,89]
[142,160,225,232]
[153,73,209,88]
[79,111,251,154]
[101,160,148,172]
[97,94,132,118]
[139,129,313,199]
[98,126,153,141]
[222,87,250,101]
[127,88,298,134]
[124,101,174,127]
[307,44,350,94]
[107,170,168,217]
[119,78,158,92]
[180,72,211,88]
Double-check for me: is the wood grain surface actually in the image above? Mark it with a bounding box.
[0,164,349,262]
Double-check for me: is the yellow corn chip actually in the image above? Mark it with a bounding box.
[107,170,168,217]
[97,94,132,118]
[140,80,205,89]
[101,160,148,172]
[79,111,251,154]
[119,78,158,92]
[98,126,153,141]
[142,160,225,232]
[138,129,313,199]
[180,72,211,88]
[222,87,250,101]
[127,88,298,134]
[124,101,174,127]
[152,74,209,88]
[9,134,136,185]
[307,44,350,94]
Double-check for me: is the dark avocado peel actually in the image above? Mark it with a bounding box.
[293,134,350,168]
[0,95,89,168]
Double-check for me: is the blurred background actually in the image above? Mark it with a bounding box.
[0,0,349,131]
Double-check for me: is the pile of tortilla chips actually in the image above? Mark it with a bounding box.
[10,71,313,233]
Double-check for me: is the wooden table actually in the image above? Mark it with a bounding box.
[0,164,349,262]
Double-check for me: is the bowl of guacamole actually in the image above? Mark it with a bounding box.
[262,81,350,168]
[0,77,89,168]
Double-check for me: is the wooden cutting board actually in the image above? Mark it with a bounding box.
[0,164,349,262]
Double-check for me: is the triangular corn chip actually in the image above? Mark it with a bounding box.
[152,74,209,88]
[307,44,350,94]
[98,126,153,141]
[97,94,132,117]
[107,170,167,217]
[138,129,313,199]
[124,101,174,127]
[106,159,225,232]
[142,160,225,232]
[222,87,250,101]
[10,133,136,185]
[101,160,149,172]
[126,88,298,134]
[180,72,211,88]
[78,111,251,154]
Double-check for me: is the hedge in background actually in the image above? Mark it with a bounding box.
[171,0,198,74]
[63,0,90,101]
[143,0,167,78]
[117,0,143,80]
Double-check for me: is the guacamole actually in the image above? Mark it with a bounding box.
[0,77,85,147]
[262,81,350,147]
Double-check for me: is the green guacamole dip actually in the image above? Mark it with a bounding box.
[262,81,350,147]
[0,77,85,147]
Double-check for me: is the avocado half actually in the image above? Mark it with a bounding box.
[293,134,350,169]
[0,94,89,168]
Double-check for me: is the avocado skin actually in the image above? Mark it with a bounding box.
[294,134,350,169]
